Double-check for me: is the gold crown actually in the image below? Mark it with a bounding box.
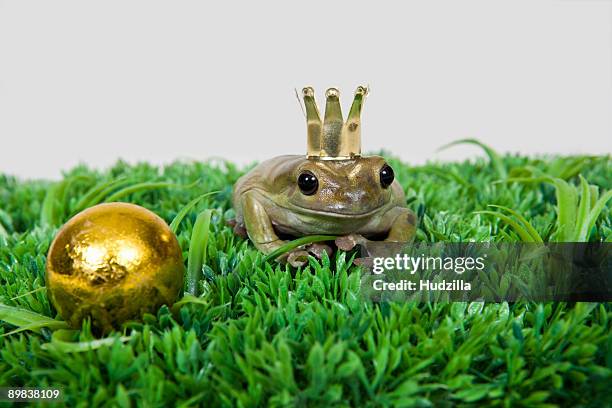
[301,86,368,160]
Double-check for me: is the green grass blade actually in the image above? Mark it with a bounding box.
[499,175,582,242]
[585,189,612,241]
[60,175,91,211]
[170,191,219,234]
[487,205,543,243]
[186,210,212,296]
[474,211,537,242]
[51,329,80,342]
[574,175,592,241]
[0,222,7,239]
[438,138,507,179]
[171,294,211,313]
[41,176,91,225]
[508,165,543,179]
[0,303,69,335]
[10,287,46,301]
[0,209,14,235]
[262,235,338,263]
[104,180,199,202]
[40,181,66,225]
[72,177,131,213]
[497,176,552,185]
[547,178,578,241]
[41,336,131,353]
[556,156,592,180]
[1,321,70,337]
[420,167,474,191]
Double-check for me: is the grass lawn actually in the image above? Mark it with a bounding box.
[1,147,611,407]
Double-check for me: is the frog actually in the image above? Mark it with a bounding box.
[231,86,416,266]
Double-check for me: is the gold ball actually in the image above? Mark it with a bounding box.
[46,202,185,333]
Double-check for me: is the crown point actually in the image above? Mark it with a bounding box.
[325,88,339,98]
[355,86,368,96]
[302,86,322,158]
[302,87,315,97]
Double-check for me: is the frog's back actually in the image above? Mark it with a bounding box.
[232,155,305,207]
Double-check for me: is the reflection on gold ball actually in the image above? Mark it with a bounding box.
[46,202,185,333]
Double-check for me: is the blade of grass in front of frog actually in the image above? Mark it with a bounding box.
[0,222,7,239]
[186,209,212,296]
[473,211,536,242]
[72,177,132,213]
[170,191,219,234]
[437,138,507,179]
[262,235,338,263]
[104,180,200,202]
[0,303,69,335]
[41,336,131,353]
[487,205,543,243]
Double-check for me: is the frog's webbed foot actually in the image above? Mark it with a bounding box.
[226,219,248,238]
[276,243,333,268]
[305,243,333,259]
[256,239,310,267]
[274,247,309,268]
[335,234,373,266]
[283,249,311,267]
[353,256,375,268]
[258,240,309,267]
[335,234,368,251]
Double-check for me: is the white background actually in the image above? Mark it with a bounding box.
[1,0,611,180]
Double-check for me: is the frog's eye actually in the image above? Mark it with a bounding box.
[379,164,394,189]
[297,171,318,195]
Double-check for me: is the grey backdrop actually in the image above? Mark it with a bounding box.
[1,0,611,179]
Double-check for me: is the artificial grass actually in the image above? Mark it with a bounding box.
[0,151,611,407]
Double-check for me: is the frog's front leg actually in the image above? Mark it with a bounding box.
[240,191,286,254]
[385,207,417,243]
[240,191,315,266]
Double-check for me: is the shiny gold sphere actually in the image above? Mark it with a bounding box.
[46,202,185,333]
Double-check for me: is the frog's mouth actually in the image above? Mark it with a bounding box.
[288,203,388,218]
